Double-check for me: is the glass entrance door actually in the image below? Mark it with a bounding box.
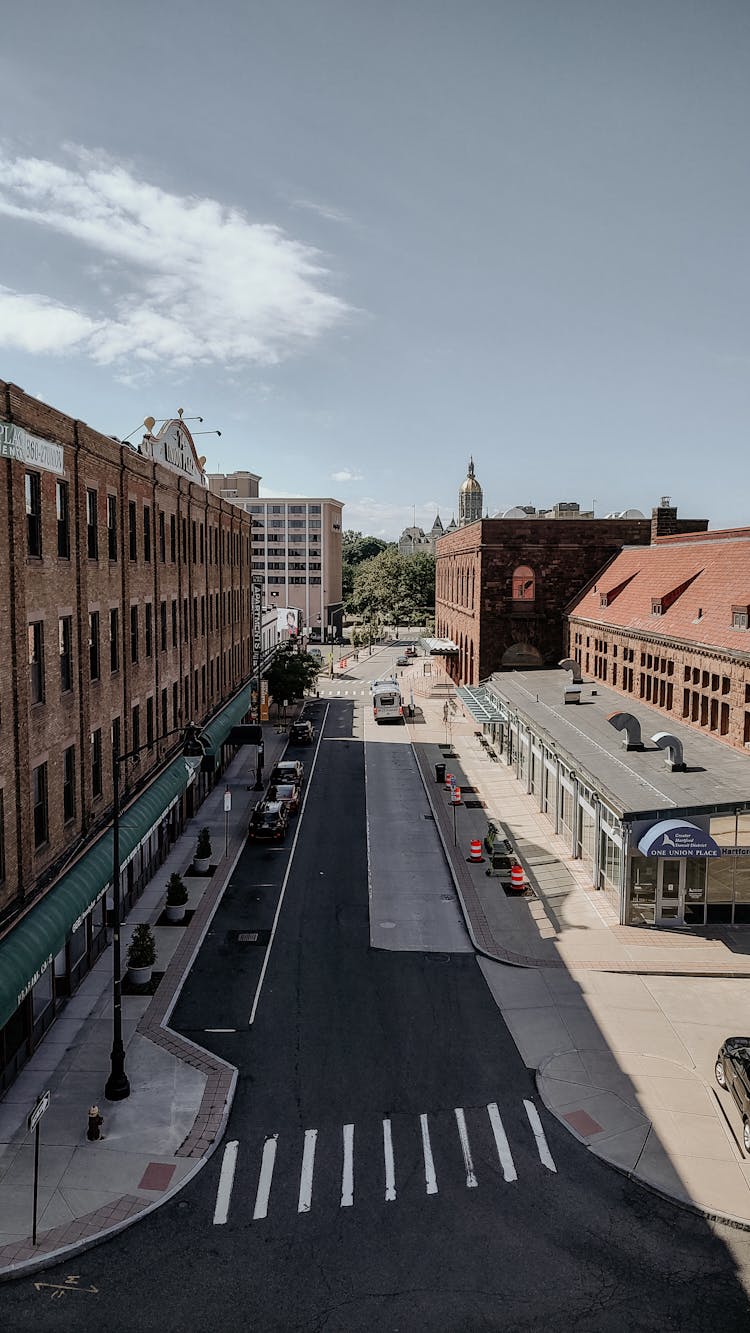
[656,859,685,924]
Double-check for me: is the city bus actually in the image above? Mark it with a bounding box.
[372,679,404,724]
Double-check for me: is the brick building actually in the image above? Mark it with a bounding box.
[0,383,265,1091]
[568,526,750,752]
[434,503,708,685]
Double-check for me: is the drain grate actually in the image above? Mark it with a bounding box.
[233,929,271,946]
[423,813,435,820]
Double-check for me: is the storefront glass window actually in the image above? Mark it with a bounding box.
[69,920,87,964]
[600,830,621,895]
[544,764,557,824]
[706,856,734,923]
[683,858,706,925]
[31,966,53,1023]
[629,856,657,925]
[560,781,574,841]
[711,814,737,847]
[580,803,596,867]
[734,859,750,924]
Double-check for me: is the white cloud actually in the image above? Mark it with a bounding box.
[331,468,363,482]
[0,147,352,369]
[292,198,353,225]
[343,497,450,540]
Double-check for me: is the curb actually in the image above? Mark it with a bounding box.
[534,1053,750,1234]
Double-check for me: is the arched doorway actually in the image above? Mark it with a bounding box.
[501,642,544,668]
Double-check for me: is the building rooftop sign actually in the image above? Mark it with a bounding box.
[0,421,64,476]
[139,418,206,486]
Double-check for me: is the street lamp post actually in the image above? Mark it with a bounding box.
[105,723,206,1102]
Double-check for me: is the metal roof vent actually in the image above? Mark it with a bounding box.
[651,732,686,772]
[559,657,583,684]
[608,712,643,751]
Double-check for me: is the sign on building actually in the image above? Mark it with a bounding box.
[0,422,64,476]
[138,420,205,485]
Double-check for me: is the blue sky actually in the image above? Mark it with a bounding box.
[1,1,748,537]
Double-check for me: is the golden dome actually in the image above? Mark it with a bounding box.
[460,457,482,493]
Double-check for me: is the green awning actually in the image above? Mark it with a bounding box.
[0,754,200,1031]
[458,686,507,725]
[200,685,253,756]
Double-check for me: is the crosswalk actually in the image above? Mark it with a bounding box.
[213,1100,556,1226]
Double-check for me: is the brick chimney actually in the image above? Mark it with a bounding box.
[651,497,709,544]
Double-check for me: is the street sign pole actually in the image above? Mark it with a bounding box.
[223,788,231,856]
[27,1091,51,1246]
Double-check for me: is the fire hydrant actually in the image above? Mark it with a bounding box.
[87,1105,103,1141]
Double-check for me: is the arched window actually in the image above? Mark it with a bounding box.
[512,565,535,601]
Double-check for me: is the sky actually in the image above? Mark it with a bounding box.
[1,1,749,538]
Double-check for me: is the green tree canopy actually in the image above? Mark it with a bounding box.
[265,644,320,703]
[347,548,435,624]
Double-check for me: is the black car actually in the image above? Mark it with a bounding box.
[248,800,289,842]
[270,759,305,786]
[715,1038,750,1150]
[290,720,314,745]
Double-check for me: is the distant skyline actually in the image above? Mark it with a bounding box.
[1,1,748,537]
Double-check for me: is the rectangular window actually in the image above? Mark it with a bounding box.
[91,727,102,798]
[107,494,118,560]
[59,616,73,692]
[159,510,166,562]
[63,745,76,823]
[32,762,48,848]
[143,504,151,562]
[111,715,121,763]
[171,599,178,648]
[128,500,137,561]
[146,696,154,749]
[145,603,153,658]
[130,605,139,663]
[170,512,176,562]
[172,681,178,729]
[131,704,140,755]
[56,480,70,557]
[26,471,42,556]
[86,489,98,558]
[28,621,45,704]
[199,524,204,563]
[89,611,100,681]
[160,601,168,652]
[161,687,168,736]
[110,607,119,673]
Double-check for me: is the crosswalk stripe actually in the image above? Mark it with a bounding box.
[213,1139,239,1224]
[487,1103,517,1183]
[383,1118,396,1202]
[341,1123,355,1207]
[298,1129,317,1213]
[454,1107,478,1188]
[253,1134,278,1220]
[420,1113,438,1195]
[523,1100,557,1172]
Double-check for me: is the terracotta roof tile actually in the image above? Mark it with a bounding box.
[569,532,750,653]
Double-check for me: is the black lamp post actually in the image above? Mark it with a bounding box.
[105,723,206,1102]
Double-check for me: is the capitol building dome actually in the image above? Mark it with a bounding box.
[458,457,483,526]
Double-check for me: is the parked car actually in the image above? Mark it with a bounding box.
[396,656,409,667]
[307,648,323,662]
[715,1038,750,1150]
[334,635,350,645]
[272,781,301,814]
[270,759,305,786]
[405,646,417,657]
[290,719,314,744]
[248,800,289,842]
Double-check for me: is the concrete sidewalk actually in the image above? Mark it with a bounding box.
[406,672,750,1228]
[0,721,293,1279]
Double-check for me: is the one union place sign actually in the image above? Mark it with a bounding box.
[634,815,750,858]
[0,421,64,475]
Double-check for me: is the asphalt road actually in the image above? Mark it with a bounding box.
[4,686,750,1331]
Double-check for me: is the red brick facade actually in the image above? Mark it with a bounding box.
[0,381,254,924]
[434,513,703,685]
[568,528,750,752]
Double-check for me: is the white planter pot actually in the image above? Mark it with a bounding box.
[128,964,153,987]
[165,904,186,923]
[193,856,211,874]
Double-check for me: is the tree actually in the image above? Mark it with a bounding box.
[347,548,435,624]
[265,644,320,705]
[342,532,390,605]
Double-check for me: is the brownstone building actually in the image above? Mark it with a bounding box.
[0,382,259,1090]
[434,503,708,685]
[568,526,750,752]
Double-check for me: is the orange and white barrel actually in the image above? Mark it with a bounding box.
[510,862,524,891]
[469,839,483,862]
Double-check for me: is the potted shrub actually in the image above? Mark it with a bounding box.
[193,827,212,874]
[165,872,188,923]
[126,923,157,987]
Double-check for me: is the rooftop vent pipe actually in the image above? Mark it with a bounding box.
[559,658,583,684]
[651,732,686,772]
[607,712,643,751]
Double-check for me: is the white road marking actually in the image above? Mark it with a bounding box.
[523,1099,557,1172]
[487,1103,517,1182]
[454,1107,478,1188]
[383,1118,396,1201]
[253,1135,278,1219]
[204,1027,236,1033]
[248,703,330,1026]
[420,1113,438,1194]
[341,1123,355,1207]
[298,1129,317,1213]
[213,1139,239,1225]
